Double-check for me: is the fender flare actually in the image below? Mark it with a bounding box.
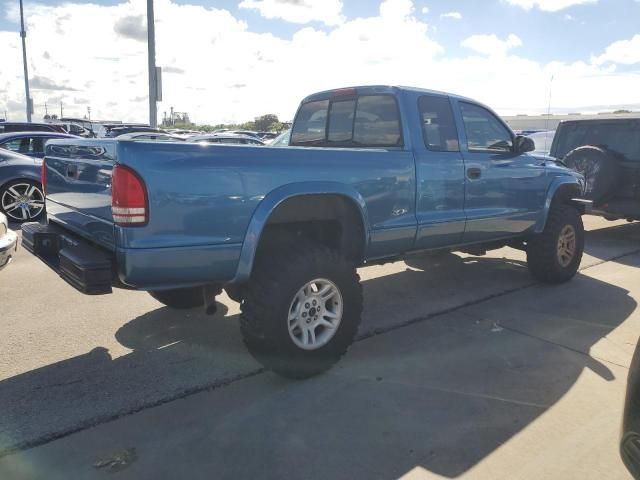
[534,175,584,233]
[231,182,370,284]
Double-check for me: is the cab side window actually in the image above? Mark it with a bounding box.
[460,102,513,152]
[418,95,459,152]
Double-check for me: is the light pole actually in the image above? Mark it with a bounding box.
[147,0,157,128]
[19,0,32,122]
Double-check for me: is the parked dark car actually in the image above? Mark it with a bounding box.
[0,132,78,159]
[106,126,164,138]
[0,212,18,270]
[0,148,45,222]
[187,133,265,145]
[0,122,66,134]
[551,117,640,221]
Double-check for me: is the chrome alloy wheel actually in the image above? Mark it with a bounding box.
[288,278,343,351]
[1,183,45,221]
[557,224,577,268]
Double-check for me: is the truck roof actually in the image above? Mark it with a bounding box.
[301,85,478,105]
[558,116,640,126]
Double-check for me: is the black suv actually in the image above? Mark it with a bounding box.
[551,117,640,221]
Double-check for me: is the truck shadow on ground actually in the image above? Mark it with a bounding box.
[1,249,637,479]
[582,219,640,268]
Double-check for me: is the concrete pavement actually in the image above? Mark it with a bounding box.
[0,217,639,479]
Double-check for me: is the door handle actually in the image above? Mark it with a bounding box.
[66,164,78,178]
[467,167,482,180]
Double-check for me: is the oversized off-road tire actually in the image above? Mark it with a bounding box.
[527,204,584,284]
[241,240,363,379]
[563,146,620,206]
[0,179,45,223]
[149,287,203,309]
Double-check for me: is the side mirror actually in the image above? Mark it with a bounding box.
[515,135,535,153]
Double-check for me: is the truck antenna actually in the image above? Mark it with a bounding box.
[544,74,554,152]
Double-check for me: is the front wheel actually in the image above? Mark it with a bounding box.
[527,204,584,284]
[241,241,363,379]
[149,288,204,309]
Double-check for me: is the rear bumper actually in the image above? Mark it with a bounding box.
[21,222,115,294]
[589,199,640,221]
[0,228,18,271]
[21,221,242,294]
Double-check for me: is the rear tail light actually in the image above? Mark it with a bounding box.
[111,164,148,226]
[40,159,47,194]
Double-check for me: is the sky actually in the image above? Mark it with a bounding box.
[1,0,639,124]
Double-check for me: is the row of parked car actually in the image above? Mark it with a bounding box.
[0,122,291,224]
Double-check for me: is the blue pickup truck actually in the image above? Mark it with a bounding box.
[23,86,587,378]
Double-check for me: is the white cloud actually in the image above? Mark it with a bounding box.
[505,0,597,12]
[440,11,462,19]
[421,6,429,14]
[461,34,523,57]
[593,34,640,65]
[380,0,415,19]
[1,0,638,124]
[238,0,345,26]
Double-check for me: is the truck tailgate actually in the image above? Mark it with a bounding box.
[44,139,117,250]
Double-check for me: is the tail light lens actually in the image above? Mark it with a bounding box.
[40,159,47,194]
[111,164,148,226]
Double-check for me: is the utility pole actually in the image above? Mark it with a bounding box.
[60,101,63,118]
[19,0,32,122]
[147,0,157,128]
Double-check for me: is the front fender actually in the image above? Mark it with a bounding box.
[231,182,370,284]
[534,174,585,233]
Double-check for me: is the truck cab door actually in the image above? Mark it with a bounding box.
[453,100,548,243]
[413,94,467,250]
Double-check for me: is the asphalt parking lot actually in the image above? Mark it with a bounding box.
[1,216,639,479]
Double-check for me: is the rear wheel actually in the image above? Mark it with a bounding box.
[527,204,584,284]
[241,240,362,379]
[149,288,204,309]
[0,180,45,223]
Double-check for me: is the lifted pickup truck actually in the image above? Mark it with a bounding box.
[23,86,587,378]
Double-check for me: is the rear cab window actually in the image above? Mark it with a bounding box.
[291,94,402,148]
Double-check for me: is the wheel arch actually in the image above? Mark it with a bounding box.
[232,182,370,285]
[534,176,585,234]
[0,171,42,191]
